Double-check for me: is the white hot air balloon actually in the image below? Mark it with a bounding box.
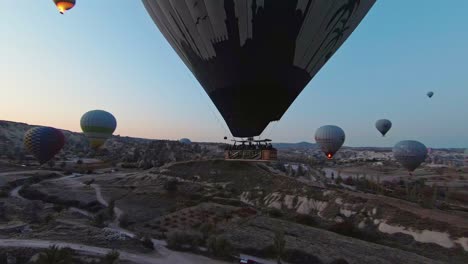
[315,125,345,159]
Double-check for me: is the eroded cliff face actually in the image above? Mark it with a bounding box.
[240,188,468,252]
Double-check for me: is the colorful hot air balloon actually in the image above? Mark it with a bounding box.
[143,0,375,138]
[53,0,76,14]
[315,125,345,159]
[179,138,192,145]
[427,91,434,98]
[24,127,65,164]
[80,110,117,149]
[393,140,428,174]
[375,119,392,137]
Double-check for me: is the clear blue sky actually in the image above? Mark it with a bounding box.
[1,1,467,148]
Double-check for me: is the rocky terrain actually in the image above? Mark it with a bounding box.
[1,120,468,263]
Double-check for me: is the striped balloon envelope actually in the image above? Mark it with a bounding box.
[23,126,65,164]
[80,110,117,149]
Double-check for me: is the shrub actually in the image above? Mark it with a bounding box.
[199,222,215,240]
[108,200,116,219]
[167,230,202,251]
[36,245,74,264]
[52,204,65,212]
[45,214,55,224]
[283,249,323,264]
[329,258,349,264]
[0,190,8,198]
[164,179,178,192]
[119,213,131,228]
[328,219,377,242]
[92,211,109,228]
[294,214,317,227]
[273,228,286,264]
[207,235,233,259]
[141,235,154,250]
[267,208,284,218]
[102,250,120,264]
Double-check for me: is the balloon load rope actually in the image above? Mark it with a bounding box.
[188,72,231,139]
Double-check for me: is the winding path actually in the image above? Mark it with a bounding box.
[3,170,228,264]
[0,239,224,264]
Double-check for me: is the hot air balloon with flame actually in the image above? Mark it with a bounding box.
[53,0,75,14]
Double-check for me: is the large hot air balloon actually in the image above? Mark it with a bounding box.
[53,0,76,14]
[143,0,375,138]
[393,140,427,174]
[179,138,192,144]
[427,91,434,98]
[80,110,117,149]
[24,127,65,164]
[375,119,392,137]
[315,125,345,159]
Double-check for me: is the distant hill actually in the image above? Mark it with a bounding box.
[273,141,317,149]
[0,120,222,167]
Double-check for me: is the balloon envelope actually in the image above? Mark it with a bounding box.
[24,127,65,164]
[375,119,392,136]
[53,0,75,14]
[315,125,345,159]
[80,110,117,149]
[179,138,192,144]
[143,0,375,137]
[393,140,427,172]
[427,91,434,98]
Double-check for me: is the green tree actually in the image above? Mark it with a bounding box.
[102,250,120,264]
[35,245,73,264]
[207,235,233,259]
[273,228,286,264]
[108,199,116,219]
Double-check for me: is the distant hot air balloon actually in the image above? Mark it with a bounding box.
[24,127,65,164]
[393,140,427,174]
[315,125,345,160]
[143,0,375,138]
[427,91,434,98]
[179,138,192,145]
[53,0,75,14]
[375,119,392,137]
[80,110,117,149]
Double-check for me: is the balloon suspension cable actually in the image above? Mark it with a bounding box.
[188,73,232,140]
[262,121,279,141]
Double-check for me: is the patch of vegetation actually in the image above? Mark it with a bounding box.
[52,204,65,213]
[140,235,154,250]
[207,235,234,260]
[92,210,112,228]
[293,214,318,227]
[199,222,216,240]
[36,245,74,264]
[266,208,284,218]
[273,228,286,264]
[102,250,120,264]
[119,213,131,228]
[0,190,8,198]
[164,179,178,192]
[283,249,324,264]
[167,230,202,251]
[327,219,377,242]
[329,258,349,264]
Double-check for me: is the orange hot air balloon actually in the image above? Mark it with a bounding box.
[53,0,75,14]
